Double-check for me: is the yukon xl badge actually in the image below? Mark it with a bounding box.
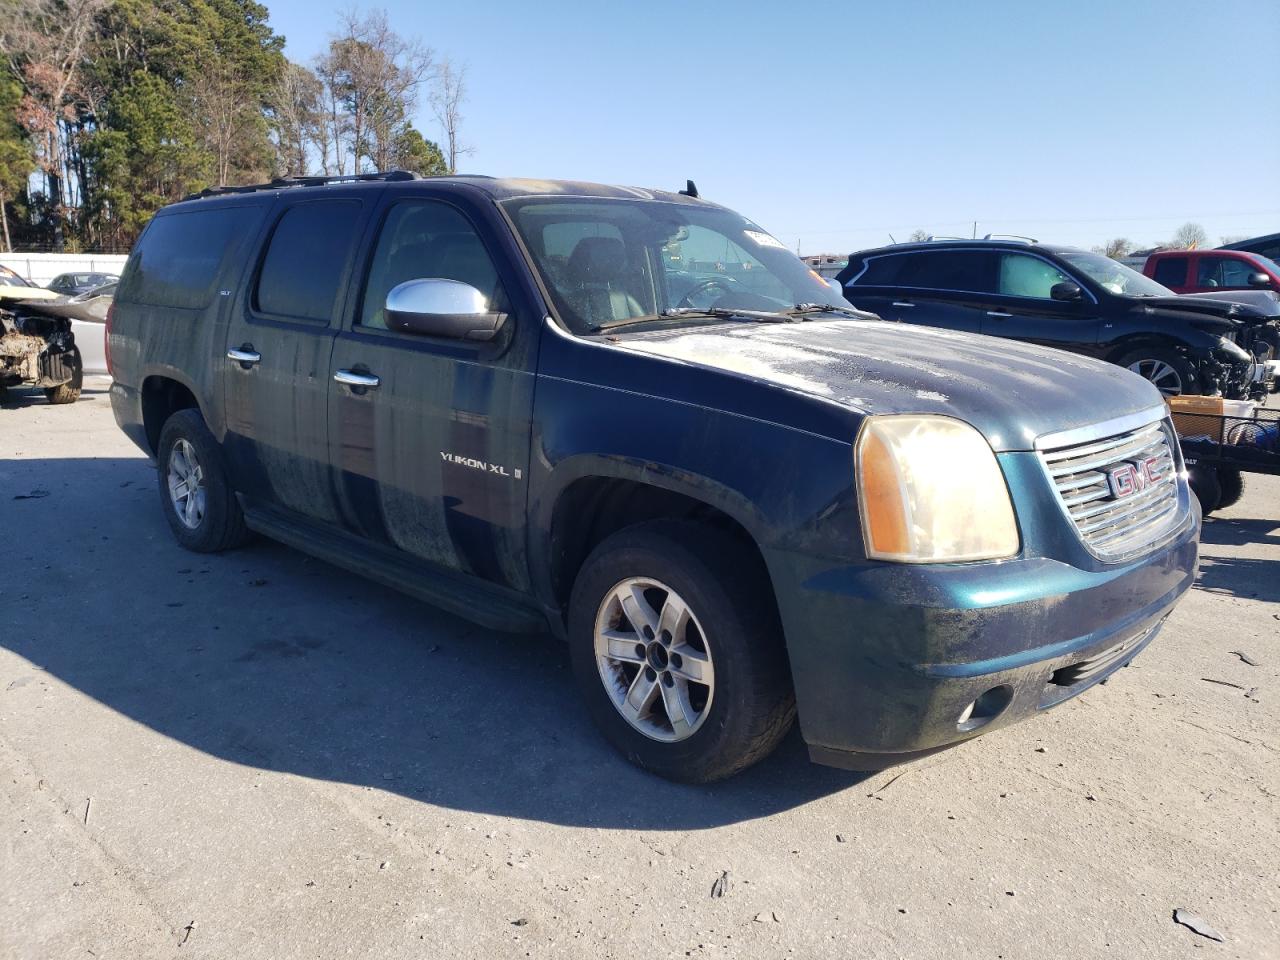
[441,451,522,480]
[1106,457,1164,499]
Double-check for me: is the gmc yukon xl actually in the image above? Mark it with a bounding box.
[109,173,1200,782]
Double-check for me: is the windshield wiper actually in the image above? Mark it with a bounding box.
[591,306,795,333]
[790,302,880,320]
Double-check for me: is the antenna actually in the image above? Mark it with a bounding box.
[678,179,699,199]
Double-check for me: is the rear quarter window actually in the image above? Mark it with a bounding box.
[851,254,909,285]
[117,205,265,309]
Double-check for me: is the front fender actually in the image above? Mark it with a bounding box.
[526,373,865,623]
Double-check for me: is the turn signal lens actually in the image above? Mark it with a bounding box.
[856,415,1019,563]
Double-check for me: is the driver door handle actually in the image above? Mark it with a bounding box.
[891,301,915,308]
[334,369,381,389]
[227,347,261,366]
[986,310,1013,318]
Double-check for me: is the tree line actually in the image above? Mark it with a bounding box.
[0,0,468,252]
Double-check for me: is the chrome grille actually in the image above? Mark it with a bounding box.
[1038,414,1184,561]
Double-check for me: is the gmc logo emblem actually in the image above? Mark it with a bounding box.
[1106,457,1166,499]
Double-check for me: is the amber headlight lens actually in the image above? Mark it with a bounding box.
[855,415,1019,563]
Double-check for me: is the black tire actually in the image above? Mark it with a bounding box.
[44,349,82,404]
[1116,346,1200,397]
[568,520,795,783]
[1215,469,1245,510]
[156,408,251,552]
[1187,463,1222,516]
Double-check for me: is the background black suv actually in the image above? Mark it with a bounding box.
[837,240,1267,398]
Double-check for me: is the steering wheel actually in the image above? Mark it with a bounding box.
[676,277,739,309]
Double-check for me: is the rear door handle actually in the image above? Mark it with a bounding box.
[334,369,380,389]
[891,301,915,308]
[227,347,261,366]
[986,310,1013,318]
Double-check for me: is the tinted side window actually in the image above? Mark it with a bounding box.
[255,200,362,322]
[118,205,263,309]
[359,200,506,330]
[1152,257,1188,286]
[901,250,996,294]
[998,254,1071,299]
[853,254,910,285]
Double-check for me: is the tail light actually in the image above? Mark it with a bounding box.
[104,302,114,376]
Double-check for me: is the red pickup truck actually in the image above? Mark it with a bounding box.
[1144,248,1280,295]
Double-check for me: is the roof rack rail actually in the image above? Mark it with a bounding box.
[925,235,968,242]
[983,233,1038,243]
[182,169,421,202]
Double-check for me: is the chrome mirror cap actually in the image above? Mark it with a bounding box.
[386,278,488,318]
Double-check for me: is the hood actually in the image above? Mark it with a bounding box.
[14,294,111,324]
[1138,294,1273,325]
[615,320,1164,452]
[0,286,59,302]
[1180,289,1280,321]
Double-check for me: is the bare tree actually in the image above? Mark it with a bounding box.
[1092,237,1132,260]
[1170,222,1208,250]
[270,61,322,178]
[318,10,431,175]
[430,57,471,173]
[190,66,263,185]
[1,0,106,245]
[907,229,927,242]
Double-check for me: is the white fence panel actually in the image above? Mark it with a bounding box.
[0,252,129,287]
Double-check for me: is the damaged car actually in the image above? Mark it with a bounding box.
[0,301,83,404]
[838,239,1270,399]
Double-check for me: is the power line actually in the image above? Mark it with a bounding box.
[778,209,1280,237]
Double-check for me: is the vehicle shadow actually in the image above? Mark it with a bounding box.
[0,377,112,409]
[1,456,870,829]
[1195,554,1280,603]
[1199,515,1280,549]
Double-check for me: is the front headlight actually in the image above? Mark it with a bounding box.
[855,415,1019,563]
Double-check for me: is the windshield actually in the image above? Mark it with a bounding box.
[1058,251,1171,297]
[503,197,849,333]
[1254,254,1280,276]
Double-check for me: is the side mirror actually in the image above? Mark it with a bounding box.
[1247,272,1271,288]
[1049,281,1083,302]
[825,277,844,299]
[385,278,507,341]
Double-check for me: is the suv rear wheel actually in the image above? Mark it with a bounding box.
[568,520,795,783]
[156,409,251,552]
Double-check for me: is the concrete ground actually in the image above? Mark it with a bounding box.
[2,378,1277,960]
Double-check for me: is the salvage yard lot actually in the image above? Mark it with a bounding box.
[2,381,1277,960]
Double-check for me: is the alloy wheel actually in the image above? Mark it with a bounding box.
[1127,358,1184,396]
[167,438,207,529]
[593,577,715,743]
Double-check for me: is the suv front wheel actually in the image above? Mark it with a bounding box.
[156,409,251,552]
[1118,347,1199,397]
[568,520,795,783]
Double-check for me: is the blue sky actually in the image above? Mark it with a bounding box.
[266,0,1280,255]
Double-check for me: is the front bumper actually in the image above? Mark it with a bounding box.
[768,506,1200,771]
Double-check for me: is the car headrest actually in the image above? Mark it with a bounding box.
[567,236,627,284]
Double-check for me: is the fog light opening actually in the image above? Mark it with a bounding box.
[957,684,1013,733]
